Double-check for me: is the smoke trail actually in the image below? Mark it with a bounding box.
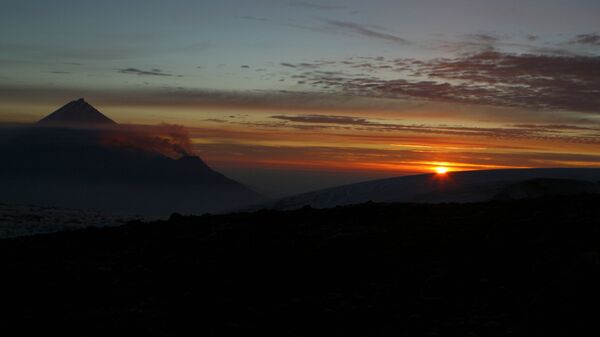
[100,123,195,158]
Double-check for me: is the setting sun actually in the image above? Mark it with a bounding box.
[435,167,449,175]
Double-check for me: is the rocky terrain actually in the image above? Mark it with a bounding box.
[1,196,599,336]
[0,203,141,238]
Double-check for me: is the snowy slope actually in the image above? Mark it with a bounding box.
[271,168,600,209]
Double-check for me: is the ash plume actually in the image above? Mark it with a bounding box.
[101,123,194,158]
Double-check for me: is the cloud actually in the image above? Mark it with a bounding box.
[425,33,584,57]
[510,124,600,132]
[289,51,600,113]
[0,42,145,61]
[0,85,415,113]
[288,1,346,10]
[264,114,600,145]
[464,33,503,44]
[425,33,508,54]
[271,114,371,125]
[410,51,600,112]
[118,68,176,77]
[194,141,600,174]
[320,19,410,45]
[570,33,600,46]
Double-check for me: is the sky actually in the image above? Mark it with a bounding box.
[1,0,600,196]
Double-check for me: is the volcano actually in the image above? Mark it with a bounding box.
[0,99,266,215]
[37,98,117,126]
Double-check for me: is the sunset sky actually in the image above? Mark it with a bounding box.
[2,0,600,195]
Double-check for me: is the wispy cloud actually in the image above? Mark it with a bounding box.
[0,42,145,61]
[283,51,600,113]
[194,141,600,174]
[569,33,600,46]
[272,114,371,125]
[117,68,178,77]
[288,1,346,10]
[320,19,410,45]
[264,114,600,145]
[0,85,417,114]
[510,124,600,131]
[463,33,503,44]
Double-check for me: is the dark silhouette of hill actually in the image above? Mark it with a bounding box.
[0,100,265,215]
[37,98,117,126]
[1,196,599,336]
[494,178,600,200]
[271,168,600,209]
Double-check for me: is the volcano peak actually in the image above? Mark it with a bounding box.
[37,98,117,127]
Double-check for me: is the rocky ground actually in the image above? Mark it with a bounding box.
[0,203,143,238]
[1,196,599,336]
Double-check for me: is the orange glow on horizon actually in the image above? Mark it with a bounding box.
[177,117,599,176]
[435,166,449,175]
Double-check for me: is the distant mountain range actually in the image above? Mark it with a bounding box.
[271,168,600,209]
[0,99,265,215]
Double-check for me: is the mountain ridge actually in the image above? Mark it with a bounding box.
[270,168,600,209]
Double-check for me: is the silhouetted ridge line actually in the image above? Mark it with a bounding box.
[37,98,117,126]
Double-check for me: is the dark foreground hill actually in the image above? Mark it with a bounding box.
[2,196,600,336]
[494,178,600,200]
